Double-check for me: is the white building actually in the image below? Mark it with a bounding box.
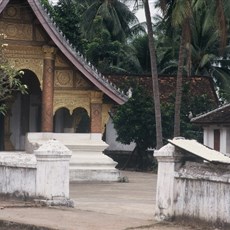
[191,103,230,156]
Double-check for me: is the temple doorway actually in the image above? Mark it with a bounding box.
[9,69,41,150]
[54,107,90,133]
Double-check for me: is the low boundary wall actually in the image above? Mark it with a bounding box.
[0,140,72,206]
[155,141,230,227]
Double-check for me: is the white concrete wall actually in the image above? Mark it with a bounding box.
[155,142,230,226]
[175,164,230,223]
[0,152,36,197]
[0,140,72,203]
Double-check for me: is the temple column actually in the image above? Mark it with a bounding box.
[41,46,56,132]
[90,92,103,136]
[4,99,15,151]
[4,111,14,151]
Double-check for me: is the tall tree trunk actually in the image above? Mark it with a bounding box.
[173,25,186,137]
[143,0,163,149]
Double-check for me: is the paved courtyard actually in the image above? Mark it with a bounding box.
[0,171,214,229]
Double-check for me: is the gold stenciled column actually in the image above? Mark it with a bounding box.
[42,46,56,132]
[90,92,103,133]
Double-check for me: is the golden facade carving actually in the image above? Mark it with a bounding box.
[3,5,20,19]
[55,70,73,87]
[42,46,57,60]
[90,91,103,104]
[54,90,91,115]
[0,22,32,40]
[35,28,45,42]
[5,46,43,85]
[55,54,70,67]
[7,58,43,84]
[75,72,92,89]
[3,4,33,21]
[5,45,43,59]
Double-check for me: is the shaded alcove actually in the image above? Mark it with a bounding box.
[54,107,90,133]
[10,69,41,150]
[72,107,90,133]
[54,107,72,133]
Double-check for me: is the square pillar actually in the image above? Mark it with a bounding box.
[154,141,183,220]
[35,139,72,200]
[90,92,103,134]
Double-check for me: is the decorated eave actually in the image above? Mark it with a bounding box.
[0,0,128,105]
[191,103,230,125]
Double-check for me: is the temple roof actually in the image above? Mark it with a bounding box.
[107,75,218,104]
[0,0,128,105]
[191,103,230,125]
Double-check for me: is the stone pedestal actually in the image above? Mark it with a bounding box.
[35,139,73,207]
[26,132,120,182]
[35,139,72,199]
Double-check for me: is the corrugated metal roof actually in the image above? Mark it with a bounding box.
[168,139,230,164]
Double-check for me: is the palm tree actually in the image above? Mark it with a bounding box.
[141,0,163,149]
[131,0,165,149]
[158,0,192,137]
[158,0,230,137]
[190,7,230,101]
[80,0,140,42]
[131,34,151,73]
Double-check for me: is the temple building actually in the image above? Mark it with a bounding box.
[0,0,127,151]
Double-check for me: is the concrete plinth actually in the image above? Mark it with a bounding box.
[25,132,120,182]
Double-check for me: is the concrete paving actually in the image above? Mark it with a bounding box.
[0,171,210,230]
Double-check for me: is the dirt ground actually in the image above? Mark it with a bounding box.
[0,171,223,230]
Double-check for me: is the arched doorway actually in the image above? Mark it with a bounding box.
[54,107,90,133]
[9,69,41,150]
[54,108,72,133]
[72,108,90,133]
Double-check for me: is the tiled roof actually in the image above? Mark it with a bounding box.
[106,75,218,103]
[191,103,230,124]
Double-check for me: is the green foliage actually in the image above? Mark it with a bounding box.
[84,21,142,74]
[80,0,139,43]
[153,1,230,102]
[40,0,54,14]
[0,34,27,115]
[47,0,144,74]
[53,0,83,52]
[113,83,216,151]
[113,85,156,150]
[131,34,151,73]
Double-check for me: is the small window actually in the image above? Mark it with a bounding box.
[214,129,220,151]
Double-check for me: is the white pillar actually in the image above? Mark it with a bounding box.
[35,139,72,199]
[154,142,183,221]
[203,126,209,147]
[220,127,230,155]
